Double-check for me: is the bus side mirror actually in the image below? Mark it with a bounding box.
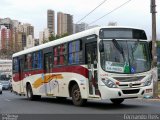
[99,41,104,52]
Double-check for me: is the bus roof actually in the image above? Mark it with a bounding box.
[12,26,146,57]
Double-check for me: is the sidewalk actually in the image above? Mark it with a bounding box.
[143,95,160,102]
[145,97,160,102]
[143,81,160,101]
[146,81,160,101]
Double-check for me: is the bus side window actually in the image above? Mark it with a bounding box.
[87,51,91,69]
[38,51,42,69]
[32,51,42,69]
[86,42,97,69]
[53,47,58,66]
[93,47,97,68]
[13,58,19,73]
[27,54,32,69]
[24,55,28,70]
[68,40,82,65]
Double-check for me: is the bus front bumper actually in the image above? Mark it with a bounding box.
[99,85,153,100]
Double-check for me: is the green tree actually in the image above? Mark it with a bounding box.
[55,34,60,39]
[47,33,69,43]
[157,41,160,47]
[61,33,69,38]
[49,34,56,41]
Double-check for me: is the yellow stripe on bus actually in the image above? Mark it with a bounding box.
[32,74,63,88]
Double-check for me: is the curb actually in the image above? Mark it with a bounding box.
[144,96,160,101]
[145,99,160,101]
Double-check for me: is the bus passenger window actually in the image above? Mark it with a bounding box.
[27,54,32,69]
[54,44,67,66]
[54,47,58,65]
[38,51,42,69]
[13,58,19,72]
[68,40,82,64]
[32,51,42,69]
[33,53,38,69]
[24,55,28,70]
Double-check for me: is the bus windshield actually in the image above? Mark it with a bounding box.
[100,40,151,74]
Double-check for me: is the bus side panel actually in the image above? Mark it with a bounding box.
[12,73,21,94]
[57,72,89,98]
[22,72,46,96]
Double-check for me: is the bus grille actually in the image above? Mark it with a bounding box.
[114,76,145,82]
[122,89,140,94]
[119,83,141,87]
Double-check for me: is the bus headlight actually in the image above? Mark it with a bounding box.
[102,79,117,88]
[144,75,152,86]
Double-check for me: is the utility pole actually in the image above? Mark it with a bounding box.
[150,0,158,98]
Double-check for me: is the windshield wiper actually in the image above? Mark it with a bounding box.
[112,39,125,61]
[132,40,139,52]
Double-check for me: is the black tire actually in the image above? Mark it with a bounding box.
[110,98,124,105]
[26,84,34,100]
[34,95,41,100]
[26,84,41,100]
[56,97,67,101]
[71,84,87,106]
[0,91,2,94]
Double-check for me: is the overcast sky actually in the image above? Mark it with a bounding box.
[0,0,160,39]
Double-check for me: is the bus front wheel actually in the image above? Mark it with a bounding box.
[71,84,87,106]
[110,98,124,105]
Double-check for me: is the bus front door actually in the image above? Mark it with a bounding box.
[86,42,99,96]
[44,53,53,96]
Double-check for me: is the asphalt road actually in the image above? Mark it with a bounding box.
[0,90,160,120]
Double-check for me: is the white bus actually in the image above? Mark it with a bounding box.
[12,26,155,106]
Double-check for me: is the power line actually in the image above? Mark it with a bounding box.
[76,0,108,24]
[89,0,132,25]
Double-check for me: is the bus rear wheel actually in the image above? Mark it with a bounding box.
[27,84,34,100]
[26,84,41,100]
[71,84,87,106]
[110,98,124,105]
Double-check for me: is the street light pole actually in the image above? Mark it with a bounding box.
[150,0,158,98]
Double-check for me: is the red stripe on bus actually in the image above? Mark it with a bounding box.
[52,66,89,78]
[13,73,20,82]
[13,69,44,82]
[13,66,89,82]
